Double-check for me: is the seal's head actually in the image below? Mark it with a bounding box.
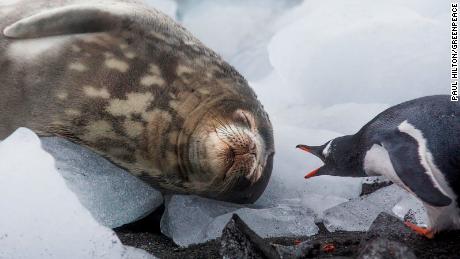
[178,100,274,203]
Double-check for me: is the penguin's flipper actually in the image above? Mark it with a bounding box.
[381,132,452,207]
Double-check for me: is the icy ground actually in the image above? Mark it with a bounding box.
[0,0,446,254]
[0,128,156,259]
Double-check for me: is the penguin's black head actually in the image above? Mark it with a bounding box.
[296,135,366,179]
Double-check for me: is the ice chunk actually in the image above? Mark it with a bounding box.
[323,184,409,232]
[300,194,349,222]
[235,205,318,237]
[161,195,317,247]
[0,128,155,259]
[303,176,363,200]
[392,194,429,227]
[41,137,163,229]
[161,195,239,247]
[268,0,449,106]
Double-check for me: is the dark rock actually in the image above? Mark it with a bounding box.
[365,212,416,241]
[274,241,315,259]
[220,214,280,259]
[357,238,416,259]
[359,213,418,258]
[403,209,418,225]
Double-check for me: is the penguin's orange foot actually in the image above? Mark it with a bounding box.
[404,221,434,239]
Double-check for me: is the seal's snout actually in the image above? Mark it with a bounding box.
[224,133,262,181]
[207,124,264,182]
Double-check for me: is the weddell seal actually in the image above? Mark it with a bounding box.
[0,0,274,203]
[297,95,459,237]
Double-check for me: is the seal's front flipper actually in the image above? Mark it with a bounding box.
[3,4,129,39]
[381,131,452,207]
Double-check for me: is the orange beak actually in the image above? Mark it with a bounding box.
[304,168,320,179]
[296,144,311,153]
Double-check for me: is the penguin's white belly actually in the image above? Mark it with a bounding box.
[363,144,409,191]
[364,143,460,232]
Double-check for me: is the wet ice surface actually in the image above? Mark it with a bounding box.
[323,185,409,232]
[160,183,424,246]
[0,128,155,259]
[392,194,429,227]
[161,195,318,247]
[41,137,163,229]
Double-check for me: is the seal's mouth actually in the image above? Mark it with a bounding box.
[202,123,263,183]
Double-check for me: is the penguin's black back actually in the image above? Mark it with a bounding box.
[359,95,460,202]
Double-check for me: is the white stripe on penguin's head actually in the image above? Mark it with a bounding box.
[322,140,333,158]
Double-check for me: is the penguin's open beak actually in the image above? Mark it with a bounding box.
[304,167,320,179]
[296,144,326,179]
[296,144,326,162]
[296,144,311,152]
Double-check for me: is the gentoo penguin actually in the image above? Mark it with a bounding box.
[296,95,459,238]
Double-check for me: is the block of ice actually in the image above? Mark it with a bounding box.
[303,176,363,200]
[323,184,409,232]
[161,195,240,247]
[300,193,349,222]
[392,194,429,227]
[161,195,318,247]
[0,128,155,259]
[41,137,163,229]
[268,0,449,106]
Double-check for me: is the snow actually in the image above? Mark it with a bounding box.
[41,137,163,229]
[172,0,301,81]
[0,128,155,259]
[161,195,317,247]
[267,0,448,107]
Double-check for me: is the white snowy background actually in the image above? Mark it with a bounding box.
[0,0,447,256]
